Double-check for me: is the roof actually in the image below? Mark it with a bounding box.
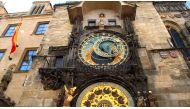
[54,1,81,8]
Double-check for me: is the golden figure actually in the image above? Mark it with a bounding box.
[63,85,77,107]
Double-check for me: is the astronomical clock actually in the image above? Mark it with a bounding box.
[37,1,148,107]
[40,28,148,107]
[40,20,147,107]
[70,30,142,107]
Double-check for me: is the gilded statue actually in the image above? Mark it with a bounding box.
[63,85,77,107]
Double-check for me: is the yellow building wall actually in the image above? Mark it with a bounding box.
[0,15,53,104]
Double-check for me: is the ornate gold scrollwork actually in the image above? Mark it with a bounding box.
[76,82,134,107]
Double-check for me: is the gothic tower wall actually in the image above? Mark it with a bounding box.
[135,2,190,106]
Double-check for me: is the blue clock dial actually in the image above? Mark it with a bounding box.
[78,32,129,65]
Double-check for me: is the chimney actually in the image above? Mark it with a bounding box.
[0,1,3,6]
[29,1,53,15]
[0,1,7,15]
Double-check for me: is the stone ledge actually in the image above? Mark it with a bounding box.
[17,98,43,106]
[149,86,190,94]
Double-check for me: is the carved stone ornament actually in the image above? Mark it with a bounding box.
[159,51,169,59]
[169,50,178,58]
[168,14,174,18]
[160,14,166,18]
[174,14,181,18]
[181,11,189,18]
[0,64,16,106]
[39,69,65,90]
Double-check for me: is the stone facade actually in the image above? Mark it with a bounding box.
[0,1,190,107]
[135,1,190,106]
[0,1,54,106]
[134,2,171,50]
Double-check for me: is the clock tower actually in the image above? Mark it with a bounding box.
[39,1,148,107]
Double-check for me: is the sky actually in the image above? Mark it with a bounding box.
[1,0,190,13]
[1,0,67,13]
[187,1,190,8]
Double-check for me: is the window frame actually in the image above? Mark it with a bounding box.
[0,50,6,61]
[1,24,18,37]
[18,48,37,72]
[88,19,96,27]
[108,19,117,26]
[33,21,49,35]
[168,28,190,58]
[54,56,64,68]
[31,5,45,15]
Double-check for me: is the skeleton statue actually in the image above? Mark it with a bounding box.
[136,91,144,107]
[136,91,150,107]
[147,91,158,107]
[63,85,77,107]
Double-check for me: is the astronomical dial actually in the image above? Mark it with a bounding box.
[75,82,134,107]
[78,32,129,65]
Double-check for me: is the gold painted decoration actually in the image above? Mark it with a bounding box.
[78,32,129,65]
[76,82,134,107]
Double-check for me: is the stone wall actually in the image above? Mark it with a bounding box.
[135,2,190,107]
[40,6,72,52]
[17,58,59,106]
[134,2,171,50]
[147,50,190,106]
[17,6,72,106]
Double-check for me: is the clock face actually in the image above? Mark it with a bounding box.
[78,32,129,65]
[75,82,135,107]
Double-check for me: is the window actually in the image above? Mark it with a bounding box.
[31,5,45,15]
[88,20,96,26]
[168,28,190,58]
[108,19,116,26]
[37,5,45,14]
[54,56,64,68]
[4,24,17,37]
[19,50,37,72]
[0,51,5,61]
[35,22,49,35]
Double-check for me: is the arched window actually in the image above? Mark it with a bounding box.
[168,28,190,58]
